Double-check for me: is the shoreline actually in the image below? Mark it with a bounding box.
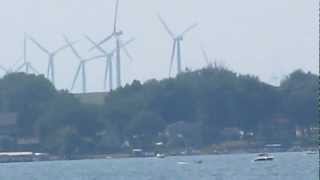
[9,149,320,163]
[0,145,317,164]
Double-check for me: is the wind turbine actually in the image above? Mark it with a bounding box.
[64,36,105,93]
[85,35,134,91]
[28,36,75,86]
[157,15,198,76]
[89,0,126,88]
[16,33,39,74]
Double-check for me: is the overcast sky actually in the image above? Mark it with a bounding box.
[0,0,318,92]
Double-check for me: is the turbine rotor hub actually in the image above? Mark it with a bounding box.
[115,31,123,36]
[176,36,183,41]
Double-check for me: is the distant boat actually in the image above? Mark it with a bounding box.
[132,149,144,157]
[156,153,165,159]
[306,150,317,155]
[0,152,34,163]
[254,153,274,162]
[194,160,203,164]
[177,161,189,165]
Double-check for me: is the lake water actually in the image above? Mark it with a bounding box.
[0,152,317,180]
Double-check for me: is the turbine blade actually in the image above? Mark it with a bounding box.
[157,14,175,38]
[123,47,133,62]
[169,41,177,76]
[29,64,39,74]
[119,39,133,61]
[71,64,81,90]
[111,38,134,54]
[12,58,23,69]
[89,33,114,51]
[16,63,25,72]
[181,23,198,37]
[29,36,50,55]
[84,35,107,54]
[114,0,120,32]
[23,33,27,63]
[63,35,82,60]
[200,45,210,65]
[53,40,79,54]
[120,38,134,48]
[84,55,106,62]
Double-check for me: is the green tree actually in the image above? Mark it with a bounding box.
[280,70,317,128]
[0,73,56,136]
[36,91,102,155]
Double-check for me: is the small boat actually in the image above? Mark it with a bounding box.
[0,152,34,163]
[177,161,189,165]
[306,150,317,155]
[194,160,203,164]
[156,153,165,158]
[254,153,274,162]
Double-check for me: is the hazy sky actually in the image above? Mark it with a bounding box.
[0,0,318,92]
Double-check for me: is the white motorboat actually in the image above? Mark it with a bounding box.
[254,153,274,162]
[156,153,165,158]
[306,150,317,155]
[177,161,189,165]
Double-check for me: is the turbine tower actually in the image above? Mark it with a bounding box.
[89,0,126,88]
[16,33,39,74]
[64,36,105,93]
[158,15,197,76]
[85,35,134,91]
[28,36,74,86]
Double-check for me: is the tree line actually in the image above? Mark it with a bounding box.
[0,65,317,156]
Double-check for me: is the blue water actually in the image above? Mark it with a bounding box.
[0,152,317,180]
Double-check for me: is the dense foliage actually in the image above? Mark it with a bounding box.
[0,67,317,156]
